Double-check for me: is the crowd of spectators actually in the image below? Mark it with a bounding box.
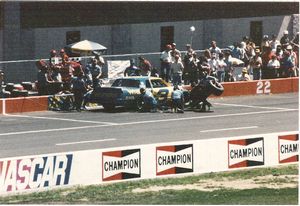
[0,30,298,111]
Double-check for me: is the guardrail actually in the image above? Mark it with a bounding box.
[0,77,298,114]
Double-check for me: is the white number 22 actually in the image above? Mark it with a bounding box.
[256,81,271,94]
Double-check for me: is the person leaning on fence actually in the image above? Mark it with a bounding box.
[171,85,184,113]
[170,54,184,86]
[160,44,172,82]
[124,59,140,76]
[71,72,88,112]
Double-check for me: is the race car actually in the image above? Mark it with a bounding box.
[87,75,224,111]
[87,76,181,110]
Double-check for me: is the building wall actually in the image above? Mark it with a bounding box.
[0,14,299,83]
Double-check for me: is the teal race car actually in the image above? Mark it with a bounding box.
[88,76,181,110]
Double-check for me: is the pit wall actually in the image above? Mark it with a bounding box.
[0,77,299,114]
[0,131,298,195]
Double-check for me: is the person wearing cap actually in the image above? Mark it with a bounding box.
[249,49,262,80]
[59,49,69,65]
[270,34,281,52]
[170,54,184,86]
[280,30,290,49]
[160,44,173,82]
[171,85,184,113]
[49,49,59,67]
[261,35,270,53]
[89,58,102,88]
[267,54,280,79]
[124,59,140,76]
[239,68,251,81]
[286,45,298,71]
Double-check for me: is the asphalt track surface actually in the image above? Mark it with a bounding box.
[0,93,298,159]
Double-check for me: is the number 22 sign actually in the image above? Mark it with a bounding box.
[256,81,271,94]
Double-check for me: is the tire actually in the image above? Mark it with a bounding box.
[208,80,224,96]
[11,89,29,97]
[21,82,33,91]
[102,103,115,111]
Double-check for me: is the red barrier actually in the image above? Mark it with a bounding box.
[4,96,48,114]
[0,77,298,114]
[222,77,298,96]
[0,100,3,114]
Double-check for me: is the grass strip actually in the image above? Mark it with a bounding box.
[0,164,298,204]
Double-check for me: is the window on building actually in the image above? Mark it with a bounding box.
[160,26,174,51]
[250,21,262,46]
[66,31,80,45]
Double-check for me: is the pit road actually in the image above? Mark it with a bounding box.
[0,93,298,158]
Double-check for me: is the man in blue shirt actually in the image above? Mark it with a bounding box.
[138,87,157,112]
[171,85,184,113]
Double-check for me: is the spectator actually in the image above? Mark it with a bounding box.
[270,34,281,52]
[208,53,218,77]
[171,85,184,113]
[139,56,152,76]
[184,51,198,85]
[231,42,242,59]
[203,49,212,60]
[249,49,262,80]
[89,58,102,88]
[209,40,222,58]
[291,32,299,47]
[267,54,280,79]
[224,51,235,82]
[185,44,194,55]
[280,30,290,49]
[59,49,69,66]
[150,67,160,77]
[138,87,158,112]
[49,50,59,67]
[238,68,251,81]
[0,70,10,98]
[280,50,295,77]
[71,72,88,112]
[170,54,184,86]
[216,52,227,82]
[170,43,181,61]
[160,44,172,82]
[261,35,270,53]
[287,45,298,71]
[36,60,53,95]
[124,59,140,76]
[261,46,274,79]
[245,41,256,63]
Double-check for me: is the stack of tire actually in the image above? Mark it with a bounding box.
[5,83,30,98]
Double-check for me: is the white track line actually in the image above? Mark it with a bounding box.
[0,109,297,137]
[5,114,117,125]
[56,138,116,146]
[200,126,259,133]
[213,102,296,111]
